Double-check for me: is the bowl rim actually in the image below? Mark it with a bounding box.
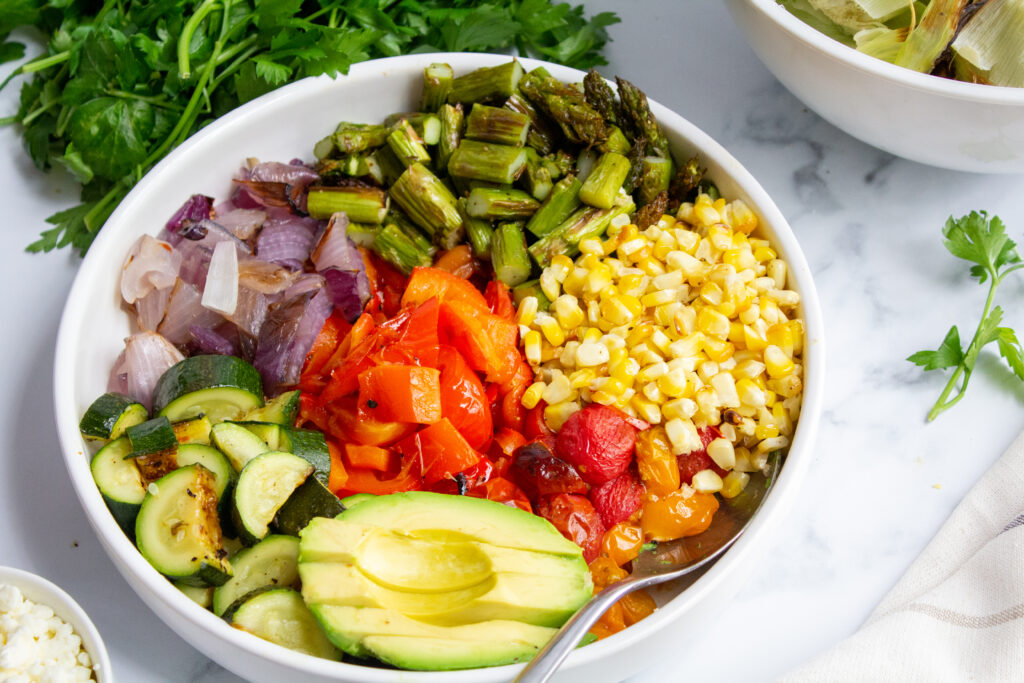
[52,51,825,681]
[742,0,1024,103]
[0,565,113,682]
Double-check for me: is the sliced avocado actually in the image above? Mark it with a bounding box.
[298,492,592,671]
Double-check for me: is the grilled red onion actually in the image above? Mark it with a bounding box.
[250,160,319,188]
[283,272,326,300]
[108,331,185,410]
[121,235,182,305]
[256,213,319,270]
[165,194,213,241]
[135,286,172,331]
[158,280,223,346]
[226,286,272,339]
[189,325,237,356]
[253,287,332,395]
[217,208,267,240]
[310,213,370,321]
[238,258,300,294]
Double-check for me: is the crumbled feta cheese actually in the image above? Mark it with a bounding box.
[0,583,95,682]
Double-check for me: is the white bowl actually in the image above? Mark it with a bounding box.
[726,0,1024,173]
[53,53,825,683]
[0,566,112,682]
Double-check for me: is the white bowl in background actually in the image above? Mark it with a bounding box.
[0,566,112,682]
[53,52,825,683]
[726,0,1024,173]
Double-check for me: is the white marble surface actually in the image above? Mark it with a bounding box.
[2,2,1023,682]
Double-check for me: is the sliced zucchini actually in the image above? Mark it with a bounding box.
[176,582,214,608]
[212,535,301,616]
[172,416,213,445]
[176,443,234,500]
[90,437,145,536]
[238,422,331,487]
[274,478,345,537]
[242,390,300,425]
[228,588,340,660]
[126,416,178,456]
[136,464,233,587]
[153,355,264,423]
[232,452,314,546]
[211,422,271,471]
[80,392,148,441]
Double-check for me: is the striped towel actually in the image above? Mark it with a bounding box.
[780,431,1024,682]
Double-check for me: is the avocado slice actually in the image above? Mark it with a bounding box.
[298,492,594,671]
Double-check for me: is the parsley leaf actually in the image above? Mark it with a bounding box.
[909,212,1024,421]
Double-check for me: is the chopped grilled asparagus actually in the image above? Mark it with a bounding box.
[384,113,442,146]
[667,155,706,208]
[518,71,608,147]
[636,156,675,207]
[317,123,389,159]
[387,119,431,167]
[579,152,631,209]
[458,198,494,260]
[583,68,621,126]
[544,150,576,179]
[385,207,435,255]
[347,222,380,248]
[370,224,433,275]
[465,187,540,220]
[616,77,670,158]
[437,103,464,172]
[465,104,531,147]
[491,222,533,287]
[421,62,454,111]
[520,148,554,201]
[526,174,583,237]
[316,155,384,185]
[600,125,631,155]
[448,61,524,104]
[528,194,636,267]
[504,93,559,155]
[373,146,405,186]
[575,148,599,184]
[622,134,647,193]
[511,280,552,310]
[447,139,528,184]
[389,163,464,249]
[306,186,389,223]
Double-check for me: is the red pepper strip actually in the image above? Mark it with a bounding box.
[397,418,482,485]
[484,280,516,320]
[325,396,417,447]
[357,364,443,425]
[401,266,488,310]
[343,443,395,472]
[340,457,423,496]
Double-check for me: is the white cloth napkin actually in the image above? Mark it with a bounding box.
[780,430,1024,683]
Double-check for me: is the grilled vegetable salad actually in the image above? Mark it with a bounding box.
[83,61,805,669]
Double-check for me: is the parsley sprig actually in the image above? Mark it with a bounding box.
[908,211,1024,421]
[0,0,620,254]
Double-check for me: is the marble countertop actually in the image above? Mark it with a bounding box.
[2,2,1023,681]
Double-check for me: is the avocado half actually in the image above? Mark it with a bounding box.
[298,491,594,670]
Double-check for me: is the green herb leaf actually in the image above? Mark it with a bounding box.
[68,97,154,180]
[908,325,963,371]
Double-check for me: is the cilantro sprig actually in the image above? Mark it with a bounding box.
[908,211,1024,421]
[0,0,620,254]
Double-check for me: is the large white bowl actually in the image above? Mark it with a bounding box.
[53,53,825,682]
[0,566,112,682]
[726,0,1024,173]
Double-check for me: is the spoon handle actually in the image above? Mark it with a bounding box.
[513,576,644,683]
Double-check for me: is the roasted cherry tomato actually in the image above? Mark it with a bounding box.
[535,493,605,562]
[599,521,644,567]
[640,489,719,542]
[677,425,726,485]
[555,404,639,485]
[589,467,644,528]
[469,476,532,513]
[634,426,680,496]
[510,441,589,501]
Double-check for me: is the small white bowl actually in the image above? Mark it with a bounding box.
[726,0,1024,173]
[0,566,112,682]
[53,53,825,683]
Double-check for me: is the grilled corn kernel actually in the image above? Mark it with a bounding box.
[721,470,750,498]
[728,199,758,234]
[538,315,565,346]
[633,398,662,424]
[582,327,603,344]
[764,344,794,378]
[654,302,683,328]
[641,381,662,402]
[640,289,678,308]
[696,307,730,339]
[668,334,701,360]
[657,368,689,398]
[540,270,561,301]
[757,435,790,454]
[544,401,581,431]
[753,246,776,262]
[569,369,596,389]
[553,294,584,329]
[524,330,542,364]
[521,382,546,410]
[767,259,787,290]
[707,438,736,470]
[710,372,740,408]
[754,423,779,440]
[662,397,698,421]
[637,361,669,383]
[692,469,724,493]
[576,341,610,367]
[673,307,697,337]
[618,273,647,297]
[768,374,803,399]
[518,296,539,326]
[579,237,603,256]
[638,257,666,276]
[702,336,734,363]
[549,254,574,282]
[736,377,767,408]
[665,417,700,455]
[541,373,572,405]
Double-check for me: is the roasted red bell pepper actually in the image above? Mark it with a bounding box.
[326,396,417,447]
[484,280,516,320]
[398,418,482,485]
[343,443,395,472]
[357,364,442,424]
[341,456,423,496]
[437,345,492,451]
[401,266,488,310]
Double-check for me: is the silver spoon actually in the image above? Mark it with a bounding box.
[513,453,783,683]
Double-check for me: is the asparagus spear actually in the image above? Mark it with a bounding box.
[579,152,631,209]
[448,61,524,104]
[437,104,464,172]
[511,279,552,310]
[526,174,583,237]
[465,103,531,147]
[316,155,384,185]
[384,113,442,145]
[306,186,389,223]
[544,150,576,179]
[636,155,675,208]
[371,224,433,275]
[373,145,406,186]
[421,62,454,111]
[491,222,533,287]
[504,93,560,155]
[622,134,647,193]
[389,163,464,250]
[616,77,670,159]
[635,191,669,231]
[458,198,494,260]
[347,222,380,248]
[600,125,631,155]
[518,71,608,147]
[386,207,436,255]
[317,122,390,159]
[447,139,528,184]
[465,187,540,220]
[387,119,431,167]
[667,155,706,209]
[520,148,554,201]
[583,68,621,125]
[528,194,635,267]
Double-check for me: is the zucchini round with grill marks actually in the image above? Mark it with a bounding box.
[153,355,264,423]
[135,464,233,587]
[80,392,148,440]
[90,437,145,535]
[212,535,300,617]
[232,452,314,546]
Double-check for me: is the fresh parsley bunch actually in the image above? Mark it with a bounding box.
[909,211,1024,421]
[0,0,619,254]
